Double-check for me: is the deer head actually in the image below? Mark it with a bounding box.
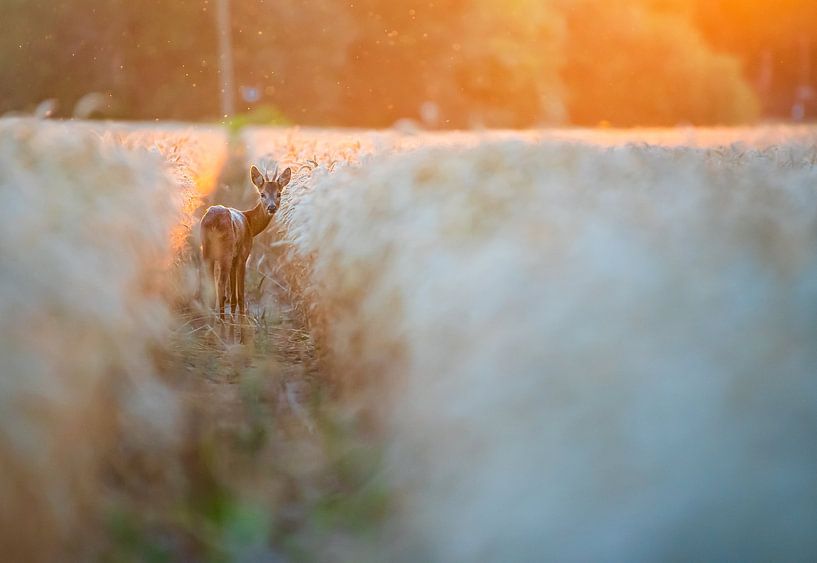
[251,165,291,216]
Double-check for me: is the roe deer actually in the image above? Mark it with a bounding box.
[201,164,291,319]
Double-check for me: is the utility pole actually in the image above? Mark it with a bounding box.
[215,0,236,118]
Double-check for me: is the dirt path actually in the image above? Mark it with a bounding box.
[120,133,391,562]
[171,132,323,434]
[139,138,352,561]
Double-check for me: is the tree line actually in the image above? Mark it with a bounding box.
[1,0,815,127]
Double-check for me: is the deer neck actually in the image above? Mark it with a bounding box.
[242,201,273,238]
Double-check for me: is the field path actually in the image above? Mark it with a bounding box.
[146,133,343,559]
[171,132,323,436]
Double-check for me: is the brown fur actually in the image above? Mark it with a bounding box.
[201,165,290,318]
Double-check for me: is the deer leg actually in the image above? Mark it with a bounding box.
[214,262,223,320]
[230,259,239,318]
[202,258,215,311]
[221,262,231,321]
[215,261,229,321]
[237,260,247,318]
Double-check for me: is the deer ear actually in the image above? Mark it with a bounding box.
[251,165,265,190]
[277,167,292,189]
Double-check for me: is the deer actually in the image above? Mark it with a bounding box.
[200,164,291,319]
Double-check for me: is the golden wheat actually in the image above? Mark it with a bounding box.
[0,119,221,560]
[262,130,817,561]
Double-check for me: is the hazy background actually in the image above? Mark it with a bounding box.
[2,0,816,127]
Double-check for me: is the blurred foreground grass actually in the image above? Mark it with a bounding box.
[3,119,816,562]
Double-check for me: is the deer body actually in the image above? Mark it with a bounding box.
[201,165,290,319]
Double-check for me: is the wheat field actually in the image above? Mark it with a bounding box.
[1,118,815,561]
